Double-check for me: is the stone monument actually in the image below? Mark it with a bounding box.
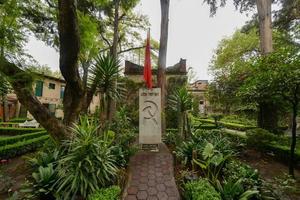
[139,88,162,144]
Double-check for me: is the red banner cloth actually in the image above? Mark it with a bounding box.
[143,30,152,89]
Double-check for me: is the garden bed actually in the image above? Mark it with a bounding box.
[0,127,44,136]
[0,135,49,159]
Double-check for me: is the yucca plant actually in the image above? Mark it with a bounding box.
[169,86,193,140]
[54,116,118,199]
[89,54,121,125]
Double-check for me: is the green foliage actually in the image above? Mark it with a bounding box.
[0,127,44,136]
[55,117,118,199]
[246,128,277,149]
[221,115,256,126]
[169,86,193,139]
[0,135,49,159]
[88,186,121,200]
[90,54,121,122]
[0,130,47,146]
[176,129,233,167]
[0,0,27,55]
[165,128,179,145]
[111,106,137,167]
[0,74,10,98]
[9,118,28,123]
[193,142,233,183]
[22,164,58,200]
[223,160,261,192]
[166,76,188,129]
[169,86,193,113]
[215,179,258,200]
[27,149,60,170]
[195,118,256,131]
[184,179,221,200]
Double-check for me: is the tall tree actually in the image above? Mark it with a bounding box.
[239,46,300,177]
[0,0,83,142]
[203,0,279,131]
[158,0,170,135]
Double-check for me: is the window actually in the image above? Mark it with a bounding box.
[60,86,65,99]
[49,83,56,90]
[35,81,43,97]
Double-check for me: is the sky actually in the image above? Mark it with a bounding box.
[25,0,253,80]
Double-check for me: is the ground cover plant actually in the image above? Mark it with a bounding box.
[171,127,300,200]
[9,115,137,200]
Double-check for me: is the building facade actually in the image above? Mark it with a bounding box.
[188,80,210,115]
[0,74,99,120]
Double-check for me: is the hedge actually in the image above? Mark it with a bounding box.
[0,135,49,159]
[0,131,47,146]
[9,118,28,123]
[0,127,44,136]
[196,118,256,131]
[0,122,19,127]
[224,129,300,163]
[88,186,121,200]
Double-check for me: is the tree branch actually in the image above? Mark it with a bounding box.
[0,57,69,142]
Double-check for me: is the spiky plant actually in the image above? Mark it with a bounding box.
[169,86,193,140]
[89,54,121,124]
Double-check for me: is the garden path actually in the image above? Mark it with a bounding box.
[123,143,180,200]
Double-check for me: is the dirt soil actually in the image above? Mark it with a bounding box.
[239,149,300,200]
[0,154,34,199]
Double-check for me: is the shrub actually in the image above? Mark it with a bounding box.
[196,118,256,131]
[246,128,277,149]
[22,164,58,200]
[223,160,261,191]
[55,117,118,199]
[0,131,47,146]
[176,129,234,166]
[193,142,233,183]
[0,127,44,136]
[215,179,259,200]
[88,186,121,200]
[192,129,234,155]
[0,122,19,127]
[184,179,221,200]
[0,135,49,159]
[165,128,180,145]
[9,118,28,123]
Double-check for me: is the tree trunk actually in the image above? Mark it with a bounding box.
[0,0,84,143]
[256,0,273,54]
[158,0,170,137]
[3,98,9,122]
[58,0,85,126]
[289,103,298,178]
[0,58,70,142]
[256,0,278,131]
[257,102,278,133]
[1,98,5,122]
[108,0,120,122]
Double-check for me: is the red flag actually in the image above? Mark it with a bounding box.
[143,30,152,89]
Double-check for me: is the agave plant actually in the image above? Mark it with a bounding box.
[168,86,193,140]
[89,54,121,123]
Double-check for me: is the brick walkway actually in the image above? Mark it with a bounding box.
[123,144,180,200]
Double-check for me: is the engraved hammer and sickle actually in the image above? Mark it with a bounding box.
[142,100,158,124]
